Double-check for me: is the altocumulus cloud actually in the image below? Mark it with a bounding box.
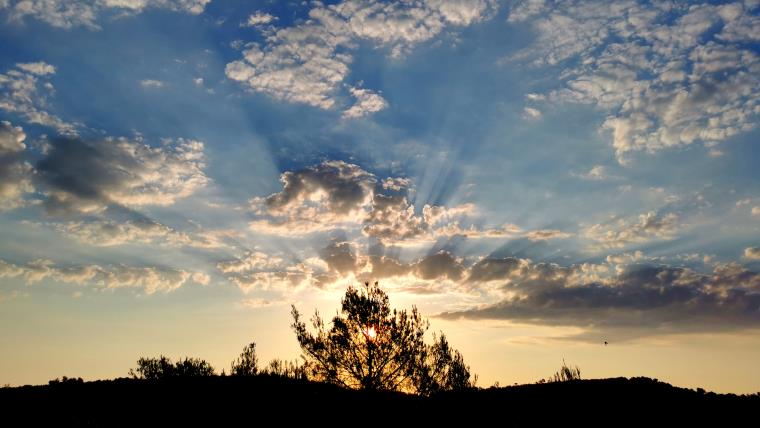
[1,0,210,29]
[48,219,235,249]
[0,62,77,135]
[225,0,498,116]
[0,258,209,294]
[584,211,681,249]
[509,0,760,163]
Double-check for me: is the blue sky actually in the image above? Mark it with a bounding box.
[1,0,760,391]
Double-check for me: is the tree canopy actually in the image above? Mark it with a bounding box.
[291,281,475,394]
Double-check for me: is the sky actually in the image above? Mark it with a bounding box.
[1,0,759,393]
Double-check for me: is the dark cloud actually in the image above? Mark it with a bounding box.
[262,160,376,217]
[414,251,464,281]
[319,240,359,275]
[441,258,760,339]
[35,137,207,214]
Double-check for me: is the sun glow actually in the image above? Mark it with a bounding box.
[365,326,377,340]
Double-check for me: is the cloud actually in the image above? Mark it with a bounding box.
[745,247,760,260]
[15,62,55,76]
[585,211,681,248]
[512,1,760,163]
[0,121,34,210]
[507,0,546,23]
[2,0,210,29]
[250,160,526,244]
[250,160,376,234]
[522,106,542,120]
[606,250,646,265]
[0,258,208,294]
[50,219,232,248]
[216,251,330,293]
[240,298,288,308]
[440,257,760,340]
[216,240,473,296]
[576,165,609,180]
[35,137,208,214]
[523,229,573,241]
[0,62,77,134]
[140,79,165,88]
[342,87,388,119]
[241,11,275,27]
[226,0,497,114]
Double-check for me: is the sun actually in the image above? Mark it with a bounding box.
[364,325,377,340]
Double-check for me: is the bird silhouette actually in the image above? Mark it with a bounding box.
[604,341,608,346]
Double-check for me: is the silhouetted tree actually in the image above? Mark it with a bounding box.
[231,342,258,376]
[129,355,215,379]
[416,333,477,395]
[291,281,475,394]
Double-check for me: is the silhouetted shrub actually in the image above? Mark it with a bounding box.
[230,342,258,376]
[261,358,308,380]
[48,376,84,386]
[129,355,215,379]
[551,359,581,382]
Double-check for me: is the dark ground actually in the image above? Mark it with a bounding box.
[2,376,757,426]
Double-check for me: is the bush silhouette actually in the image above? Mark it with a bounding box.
[129,355,215,379]
[551,359,582,382]
[230,342,258,376]
[261,358,308,380]
[291,281,475,394]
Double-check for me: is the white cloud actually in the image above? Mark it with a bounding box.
[2,0,210,29]
[522,106,542,120]
[585,211,681,248]
[507,0,546,23]
[241,11,275,27]
[0,257,208,294]
[0,121,33,210]
[217,251,329,293]
[0,62,77,134]
[226,0,497,114]
[576,165,609,180]
[51,219,232,248]
[140,79,165,88]
[523,229,573,241]
[606,250,646,265]
[15,62,56,76]
[514,1,760,163]
[342,87,388,119]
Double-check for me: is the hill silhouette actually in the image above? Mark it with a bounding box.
[2,375,757,426]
